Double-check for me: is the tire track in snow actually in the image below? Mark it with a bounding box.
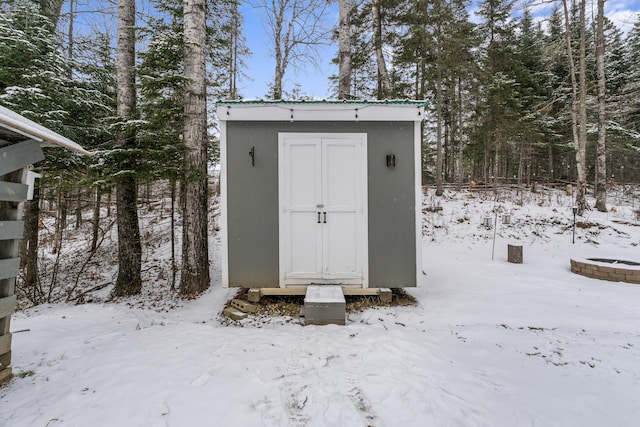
[344,353,382,427]
[280,346,311,426]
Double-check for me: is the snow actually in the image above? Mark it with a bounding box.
[2,186,640,426]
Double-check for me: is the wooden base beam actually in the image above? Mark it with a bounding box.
[0,367,12,385]
[0,350,10,370]
[253,286,386,298]
[0,334,11,355]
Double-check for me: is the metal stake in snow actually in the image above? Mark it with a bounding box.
[572,206,578,244]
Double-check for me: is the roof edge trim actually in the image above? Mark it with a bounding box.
[216,100,427,122]
[0,105,91,156]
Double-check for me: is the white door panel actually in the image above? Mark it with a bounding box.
[279,133,367,286]
[288,212,322,277]
[288,141,320,207]
[324,141,359,209]
[324,211,360,279]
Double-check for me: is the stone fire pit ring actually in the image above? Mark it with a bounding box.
[570,257,640,284]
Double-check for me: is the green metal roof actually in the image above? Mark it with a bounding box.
[217,99,429,107]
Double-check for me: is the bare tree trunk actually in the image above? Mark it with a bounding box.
[372,0,391,99]
[435,48,443,196]
[114,0,142,296]
[170,179,177,291]
[562,0,587,214]
[37,0,65,27]
[517,139,524,186]
[338,0,351,99]
[456,78,464,190]
[548,141,553,183]
[272,0,289,99]
[595,0,607,212]
[74,189,82,229]
[259,0,328,99]
[493,145,499,193]
[90,188,101,252]
[51,187,66,255]
[576,0,588,213]
[228,2,239,99]
[23,184,40,290]
[229,4,238,99]
[447,81,456,183]
[181,0,210,295]
[67,0,74,62]
[483,133,489,186]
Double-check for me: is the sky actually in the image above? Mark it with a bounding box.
[237,0,640,100]
[238,2,340,100]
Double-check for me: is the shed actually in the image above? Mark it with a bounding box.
[0,105,89,383]
[217,100,425,296]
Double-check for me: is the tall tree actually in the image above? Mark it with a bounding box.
[429,0,454,195]
[562,0,587,214]
[393,0,477,187]
[512,8,553,185]
[227,0,245,99]
[624,16,640,139]
[337,0,351,99]
[594,0,606,211]
[329,1,378,99]
[113,0,142,296]
[254,0,329,99]
[36,0,65,28]
[576,0,588,213]
[476,0,518,186]
[181,0,210,294]
[1,2,113,301]
[371,0,391,98]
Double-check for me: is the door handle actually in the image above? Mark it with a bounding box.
[323,212,327,223]
[317,212,321,223]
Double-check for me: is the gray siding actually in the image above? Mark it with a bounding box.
[226,121,416,288]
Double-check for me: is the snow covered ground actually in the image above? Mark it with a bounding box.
[1,186,640,426]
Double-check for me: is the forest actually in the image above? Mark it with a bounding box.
[1,0,639,298]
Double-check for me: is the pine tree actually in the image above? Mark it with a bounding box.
[625,15,640,135]
[1,2,113,302]
[512,8,554,184]
[138,0,187,182]
[475,0,518,187]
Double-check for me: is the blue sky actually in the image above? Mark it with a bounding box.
[238,2,339,99]
[237,0,640,100]
[60,0,640,100]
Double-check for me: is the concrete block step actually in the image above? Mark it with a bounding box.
[223,307,249,321]
[304,285,345,326]
[231,299,258,313]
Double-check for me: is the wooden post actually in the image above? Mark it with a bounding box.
[0,140,44,384]
[508,244,523,264]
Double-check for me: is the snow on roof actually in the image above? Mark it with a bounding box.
[0,105,91,156]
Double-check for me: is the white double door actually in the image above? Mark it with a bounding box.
[279,133,368,286]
